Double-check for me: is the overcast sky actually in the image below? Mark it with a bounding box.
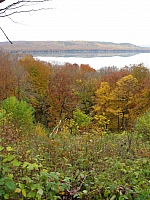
[0,0,150,46]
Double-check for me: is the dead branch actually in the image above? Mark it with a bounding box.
[49,120,62,137]
[69,175,88,196]
[0,27,13,44]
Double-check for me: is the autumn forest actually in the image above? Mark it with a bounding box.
[0,50,150,199]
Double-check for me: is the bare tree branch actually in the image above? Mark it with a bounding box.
[0,0,6,3]
[0,0,52,43]
[0,7,52,17]
[0,27,13,44]
[0,0,52,17]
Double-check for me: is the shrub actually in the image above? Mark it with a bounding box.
[134,109,150,141]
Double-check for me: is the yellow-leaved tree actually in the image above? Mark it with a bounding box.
[93,82,112,133]
[112,75,138,131]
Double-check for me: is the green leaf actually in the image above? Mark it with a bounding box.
[22,161,29,168]
[123,195,130,199]
[110,185,115,191]
[110,195,116,200]
[30,184,37,191]
[5,181,16,190]
[18,183,25,190]
[0,113,3,119]
[27,191,36,198]
[4,194,9,199]
[8,174,13,179]
[119,196,126,200]
[3,155,15,162]
[104,190,110,197]
[0,146,4,151]
[0,189,5,196]
[6,146,13,151]
[12,159,21,167]
[29,163,39,170]
[27,163,34,171]
[22,176,33,183]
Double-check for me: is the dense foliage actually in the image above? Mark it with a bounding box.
[0,51,150,199]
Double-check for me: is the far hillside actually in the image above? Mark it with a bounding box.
[0,41,150,54]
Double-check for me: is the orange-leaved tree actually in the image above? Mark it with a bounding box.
[47,64,79,128]
[0,51,16,101]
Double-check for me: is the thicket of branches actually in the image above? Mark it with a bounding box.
[0,0,52,17]
[0,0,52,43]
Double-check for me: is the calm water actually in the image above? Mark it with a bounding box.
[36,53,150,70]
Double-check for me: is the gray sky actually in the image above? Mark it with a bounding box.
[0,0,150,45]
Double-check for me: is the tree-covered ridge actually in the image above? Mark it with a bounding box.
[0,51,150,199]
[0,40,150,53]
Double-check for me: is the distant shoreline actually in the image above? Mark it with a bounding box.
[3,50,150,58]
[31,50,149,59]
[9,49,150,54]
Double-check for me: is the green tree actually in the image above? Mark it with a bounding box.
[76,77,97,115]
[131,63,149,83]
[73,109,91,128]
[1,96,35,133]
[67,109,91,134]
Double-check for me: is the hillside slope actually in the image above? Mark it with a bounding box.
[0,41,150,53]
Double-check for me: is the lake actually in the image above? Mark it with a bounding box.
[35,52,150,70]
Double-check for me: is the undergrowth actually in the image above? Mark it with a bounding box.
[0,130,150,199]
